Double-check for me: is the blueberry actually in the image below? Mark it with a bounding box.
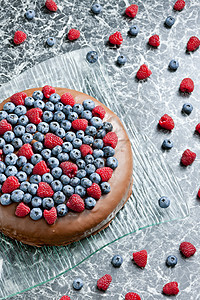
[76,159,86,169]
[26,123,37,134]
[52,145,62,156]
[165,16,175,27]
[103,146,115,157]
[37,122,49,134]
[11,189,24,202]
[0,138,5,149]
[23,193,32,204]
[57,152,69,162]
[3,131,15,143]
[70,177,80,187]
[22,133,33,143]
[60,175,70,185]
[33,132,44,142]
[73,278,83,290]
[73,103,84,115]
[49,93,60,104]
[101,182,111,194]
[48,157,59,168]
[61,120,71,131]
[5,153,18,165]
[46,37,56,47]
[51,180,63,192]
[42,173,54,184]
[51,167,62,179]
[72,138,82,148]
[63,185,74,197]
[85,126,97,136]
[54,111,66,123]
[56,204,68,217]
[158,196,170,208]
[49,121,60,133]
[42,197,54,209]
[3,102,15,113]
[106,157,118,169]
[86,50,98,64]
[93,139,103,149]
[45,101,54,111]
[90,117,103,129]
[96,129,106,139]
[14,125,25,137]
[0,174,6,183]
[12,160,24,173]
[25,96,34,107]
[83,99,95,111]
[63,105,72,115]
[90,172,101,184]
[16,171,27,182]
[12,138,23,149]
[18,115,29,126]
[43,111,54,123]
[22,163,34,175]
[30,175,41,184]
[91,3,102,14]
[0,194,12,205]
[85,154,94,165]
[166,255,178,267]
[6,163,18,176]
[55,103,64,111]
[32,90,43,100]
[70,149,81,161]
[162,139,173,150]
[81,110,92,120]
[182,103,193,115]
[94,158,105,168]
[33,141,43,152]
[7,114,18,125]
[0,111,8,120]
[81,178,92,188]
[82,135,94,145]
[34,100,45,111]
[53,191,65,204]
[103,122,113,132]
[55,128,66,138]
[20,181,30,193]
[67,112,78,122]
[41,149,51,160]
[65,132,76,142]
[74,185,86,197]
[32,196,42,207]
[3,144,14,155]
[28,183,38,195]
[85,164,96,175]
[62,142,73,154]
[14,105,27,116]
[169,60,179,71]
[117,55,127,66]
[0,161,6,173]
[76,130,84,140]
[129,25,140,36]
[111,255,123,267]
[30,208,43,220]
[25,9,35,20]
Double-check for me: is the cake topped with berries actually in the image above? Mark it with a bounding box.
[0,86,133,246]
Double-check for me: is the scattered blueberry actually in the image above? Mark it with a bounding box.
[41,149,51,160]
[101,182,111,194]
[5,153,18,165]
[55,103,63,111]
[45,101,54,111]
[182,103,193,115]
[117,55,127,66]
[37,122,49,134]
[70,177,80,187]
[0,111,8,120]
[3,102,15,113]
[25,97,34,107]
[106,157,118,169]
[18,115,29,126]
[85,197,96,209]
[0,174,6,183]
[56,204,68,217]
[91,3,102,14]
[48,157,59,168]
[60,175,70,185]
[81,110,92,120]
[57,152,69,162]
[85,154,94,165]
[162,139,173,150]
[83,99,95,111]
[3,131,15,143]
[90,117,103,129]
[166,255,178,267]
[52,145,62,156]
[129,25,140,36]
[65,131,76,142]
[73,103,84,115]
[46,37,56,47]
[43,111,54,123]
[73,278,83,290]
[169,60,179,71]
[86,50,98,63]
[11,189,24,202]
[165,16,175,27]
[76,159,86,169]
[25,9,35,20]
[32,90,43,100]
[111,254,123,267]
[30,208,43,220]
[93,149,104,158]
[70,149,81,161]
[49,93,60,104]
[0,194,12,205]
[0,138,5,149]
[158,196,170,208]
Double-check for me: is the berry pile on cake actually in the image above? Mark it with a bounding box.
[0,86,133,246]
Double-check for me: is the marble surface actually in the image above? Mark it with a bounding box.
[0,0,200,299]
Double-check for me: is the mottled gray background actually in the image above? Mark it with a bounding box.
[0,0,200,299]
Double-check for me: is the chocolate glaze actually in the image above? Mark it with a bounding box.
[0,88,133,246]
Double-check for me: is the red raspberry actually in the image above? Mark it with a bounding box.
[96,167,113,182]
[37,182,54,198]
[68,29,80,41]
[2,176,20,194]
[0,119,12,135]
[163,282,179,295]
[159,114,174,130]
[80,144,93,157]
[87,183,101,200]
[136,64,152,80]
[125,4,138,18]
[15,202,30,217]
[13,31,27,45]
[60,92,75,106]
[66,194,85,212]
[60,161,78,178]
[26,108,43,124]
[181,149,196,166]
[17,144,34,160]
[44,207,57,225]
[97,274,112,291]
[180,78,194,93]
[60,296,71,300]
[109,31,123,45]
[92,106,106,119]
[44,133,63,149]
[33,161,50,176]
[42,85,56,99]
[72,119,88,131]
[187,36,200,52]
[10,92,27,105]
[132,250,147,268]
[148,34,160,47]
[179,241,196,257]
[195,123,200,134]
[0,149,4,162]
[103,132,118,148]
[174,0,185,11]
[45,0,57,12]
[125,292,141,300]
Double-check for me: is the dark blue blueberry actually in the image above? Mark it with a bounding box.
[182,103,193,115]
[42,111,54,123]
[20,181,30,193]
[165,16,175,27]
[28,183,38,195]
[0,111,8,121]
[72,138,82,148]
[33,132,44,142]
[41,149,51,160]
[0,138,5,149]
[0,174,6,183]
[81,178,92,188]
[65,131,76,142]
[85,154,94,164]
[32,196,42,207]
[89,172,101,184]
[3,131,15,142]
[32,90,43,100]
[16,171,27,182]
[81,110,92,120]
[45,101,54,111]
[162,139,173,150]
[74,185,86,197]
[93,139,103,149]
[26,123,37,134]
[22,163,34,175]
[158,196,170,208]
[83,99,95,110]
[55,102,63,111]
[17,156,27,167]
[61,120,71,131]
[111,255,123,267]
[63,185,74,197]
[85,126,97,137]
[5,166,17,177]
[117,55,127,66]
[48,157,59,168]
[85,197,96,209]
[11,189,24,202]
[52,145,62,156]
[25,96,34,107]
[70,177,80,187]
[103,122,113,132]
[94,158,105,169]
[166,255,178,267]
[106,157,118,169]
[25,9,35,20]
[70,149,81,161]
[96,129,106,139]
[33,141,43,152]
[54,111,65,123]
[76,130,84,140]
[14,105,27,116]
[60,175,70,185]
[0,161,6,173]
[46,37,56,47]
[63,105,72,115]
[12,138,23,149]
[91,3,102,14]
[93,149,104,158]
[3,102,15,113]
[73,278,83,291]
[53,191,65,204]
[76,159,86,169]
[129,25,140,36]
[18,115,29,126]
[7,114,18,125]
[57,152,69,162]
[42,197,54,209]
[14,125,25,137]
[3,144,14,155]
[82,135,94,145]
[30,174,41,184]
[51,167,62,179]
[23,193,32,204]
[22,133,33,143]
[169,60,179,71]
[55,127,66,138]
[62,142,73,153]
[73,103,84,115]
[101,182,111,194]
[30,207,43,220]
[0,194,12,205]
[42,173,54,184]
[5,153,18,165]
[56,204,68,217]
[49,93,60,103]
[37,122,49,134]
[67,112,78,122]
[51,180,63,192]
[86,50,98,63]
[90,117,103,129]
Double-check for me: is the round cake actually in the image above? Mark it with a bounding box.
[0,87,133,246]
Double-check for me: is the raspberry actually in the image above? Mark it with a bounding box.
[125,4,138,18]
[66,194,85,212]
[103,132,118,148]
[148,34,160,47]
[163,282,179,295]
[132,250,147,268]
[68,29,80,41]
[195,123,200,134]
[60,161,78,178]
[60,92,75,106]
[187,36,200,52]
[180,78,194,93]
[10,92,27,105]
[159,114,174,130]
[72,119,88,131]
[42,85,56,98]
[80,144,93,157]
[174,0,185,11]
[17,144,34,160]
[44,207,57,225]
[2,176,20,194]
[125,292,141,300]
[33,161,50,176]
[59,297,71,300]
[0,119,12,135]
[13,31,27,45]
[136,64,152,80]
[179,241,196,257]
[87,183,101,200]
[181,149,196,166]
[44,133,63,149]
[37,182,54,198]
[26,108,43,124]
[92,106,106,119]
[96,167,113,182]
[15,202,30,217]
[45,0,57,12]
[109,31,123,45]
[97,274,112,291]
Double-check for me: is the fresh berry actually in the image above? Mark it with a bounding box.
[111,254,123,267]
[106,157,118,169]
[92,106,106,119]
[15,202,30,217]
[44,133,63,149]
[80,144,93,157]
[165,16,175,27]
[0,119,12,135]
[91,3,102,14]
[180,78,194,93]
[148,34,160,47]
[61,93,75,106]
[129,25,140,36]
[33,161,50,176]
[169,59,179,70]
[46,37,56,46]
[33,90,43,100]
[72,278,84,290]
[13,31,27,45]
[109,31,123,45]
[174,0,185,11]
[45,0,57,12]
[132,250,147,268]
[22,163,34,175]
[159,114,174,130]
[162,139,173,150]
[181,149,196,166]
[0,194,12,205]
[85,197,96,209]
[10,92,27,105]
[37,182,54,198]
[68,29,80,41]
[103,132,118,148]
[96,167,113,182]
[60,161,78,178]
[125,292,141,300]
[43,207,57,224]
[25,9,35,20]
[83,99,95,111]
[101,182,111,194]
[86,51,98,63]
[163,282,179,295]
[125,4,138,18]
[158,196,170,208]
[97,274,112,291]
[136,64,152,80]
[87,183,101,200]
[17,144,34,160]
[117,55,127,66]
[187,36,200,52]
[166,255,178,267]
[179,241,196,257]
[182,103,193,115]
[28,183,38,195]
[26,108,43,124]
[72,119,88,131]
[66,194,85,212]
[2,176,20,194]
[30,207,43,220]
[42,85,56,98]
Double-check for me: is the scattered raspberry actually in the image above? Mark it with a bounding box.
[87,183,101,200]
[45,0,57,12]
[0,119,12,135]
[179,241,196,257]
[33,161,50,176]
[92,106,106,119]
[80,144,93,157]
[136,64,152,80]
[68,29,80,41]
[44,133,63,149]
[10,92,27,105]
[125,4,138,18]
[125,292,141,300]
[66,194,85,212]
[44,207,57,225]
[17,144,34,160]
[148,34,160,47]
[2,176,20,194]
[174,0,185,11]
[15,202,30,217]
[187,36,200,52]
[159,114,174,130]
[96,167,113,182]
[37,182,54,198]
[60,92,75,106]
[109,31,123,45]
[132,250,147,268]
[195,123,200,134]
[59,296,71,300]
[103,132,118,149]
[163,282,179,295]
[13,31,27,45]
[97,274,112,291]
[180,78,194,93]
[181,149,196,166]
[60,161,78,178]
[72,119,88,131]
[26,108,43,124]
[0,149,3,162]
[42,85,56,99]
